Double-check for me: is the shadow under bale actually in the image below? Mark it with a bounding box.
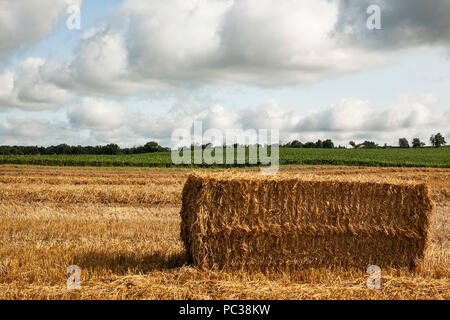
[73,250,187,275]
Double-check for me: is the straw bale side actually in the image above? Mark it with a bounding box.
[180,173,434,271]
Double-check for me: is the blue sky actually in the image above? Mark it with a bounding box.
[0,0,449,147]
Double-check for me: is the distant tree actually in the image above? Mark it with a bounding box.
[430,133,446,148]
[398,138,409,148]
[54,144,72,155]
[144,141,160,153]
[349,141,356,148]
[322,139,334,149]
[72,145,83,154]
[303,142,315,148]
[315,139,323,148]
[412,138,425,148]
[290,140,303,148]
[103,144,121,155]
[0,141,170,155]
[361,141,378,149]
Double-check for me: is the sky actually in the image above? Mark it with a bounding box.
[0,0,449,148]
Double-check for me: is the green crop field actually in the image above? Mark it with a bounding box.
[279,147,450,167]
[0,147,449,168]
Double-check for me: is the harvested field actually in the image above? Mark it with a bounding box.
[0,165,448,299]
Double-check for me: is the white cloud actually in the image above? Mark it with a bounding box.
[296,94,444,134]
[0,58,73,110]
[88,126,146,147]
[0,70,14,96]
[2,0,450,107]
[67,97,126,130]
[4,0,450,96]
[0,0,82,57]
[1,0,449,149]
[201,105,240,131]
[129,94,450,147]
[133,105,199,140]
[372,94,438,130]
[298,98,374,132]
[5,0,450,104]
[49,29,170,95]
[41,0,391,96]
[122,0,229,78]
[0,116,75,146]
[240,100,301,132]
[121,0,389,86]
[336,0,450,49]
[0,116,49,138]
[1,95,448,147]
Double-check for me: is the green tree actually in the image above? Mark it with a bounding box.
[398,138,409,148]
[103,144,120,155]
[315,139,323,148]
[54,144,72,154]
[290,140,303,148]
[349,141,356,148]
[430,133,446,148]
[412,138,425,148]
[144,141,160,153]
[361,141,378,149]
[322,139,334,149]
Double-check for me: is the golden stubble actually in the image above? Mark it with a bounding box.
[0,165,448,299]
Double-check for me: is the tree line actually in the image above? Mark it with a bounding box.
[0,141,169,155]
[281,139,335,149]
[0,133,446,155]
[283,133,446,149]
[398,133,446,148]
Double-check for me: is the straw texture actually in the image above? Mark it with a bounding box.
[180,173,435,271]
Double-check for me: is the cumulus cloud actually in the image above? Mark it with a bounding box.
[298,99,374,132]
[6,0,450,100]
[40,0,390,95]
[0,116,74,146]
[0,0,82,57]
[296,94,445,134]
[67,97,127,130]
[131,95,450,147]
[2,0,450,104]
[51,31,169,95]
[1,94,448,147]
[48,0,450,95]
[1,0,449,148]
[133,105,201,140]
[0,116,50,139]
[240,100,301,132]
[122,0,229,79]
[336,0,450,49]
[0,58,73,110]
[87,126,146,147]
[201,105,240,131]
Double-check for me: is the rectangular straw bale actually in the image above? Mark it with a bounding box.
[180,173,434,271]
